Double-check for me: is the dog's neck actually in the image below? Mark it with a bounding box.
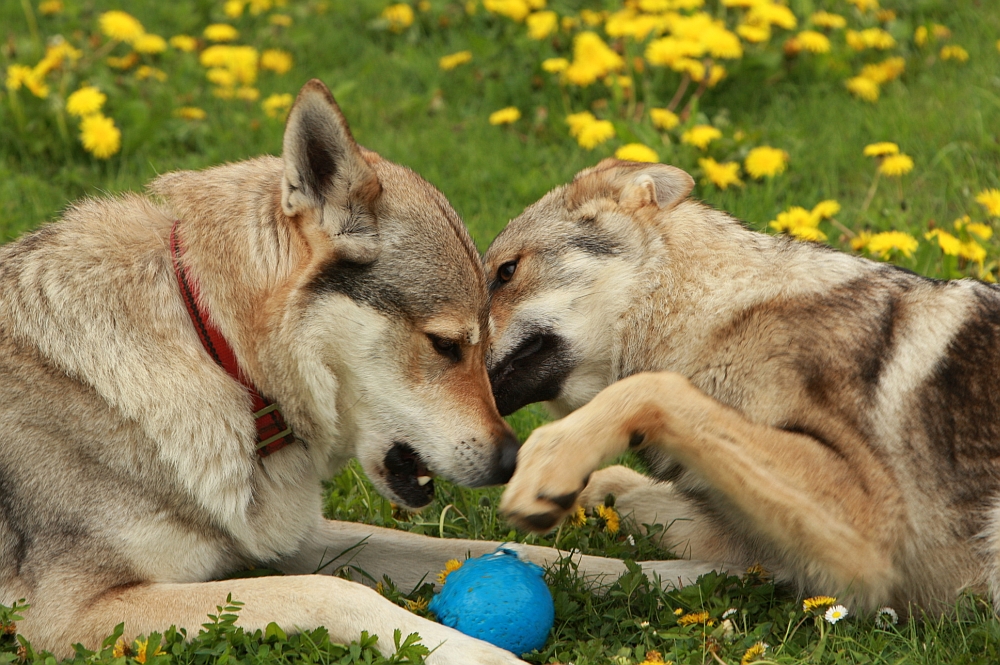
[170,220,296,457]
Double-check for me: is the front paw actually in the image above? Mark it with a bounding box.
[499,422,595,533]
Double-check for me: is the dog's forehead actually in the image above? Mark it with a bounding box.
[368,158,488,323]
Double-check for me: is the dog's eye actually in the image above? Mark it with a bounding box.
[497,260,518,283]
[428,334,462,363]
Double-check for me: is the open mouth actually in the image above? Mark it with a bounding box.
[383,441,436,508]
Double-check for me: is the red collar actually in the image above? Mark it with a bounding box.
[169,221,294,457]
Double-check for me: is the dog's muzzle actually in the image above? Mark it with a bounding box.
[489,330,576,416]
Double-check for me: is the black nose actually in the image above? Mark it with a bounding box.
[476,430,519,486]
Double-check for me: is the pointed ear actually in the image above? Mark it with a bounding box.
[616,162,694,211]
[282,79,382,264]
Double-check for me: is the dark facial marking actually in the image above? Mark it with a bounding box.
[308,258,413,318]
[488,327,579,416]
[520,511,561,532]
[542,490,579,511]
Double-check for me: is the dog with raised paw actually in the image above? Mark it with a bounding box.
[485,158,1000,612]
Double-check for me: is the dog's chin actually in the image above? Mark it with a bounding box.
[489,331,577,416]
[381,441,436,509]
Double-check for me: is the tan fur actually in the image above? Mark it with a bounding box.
[486,159,1000,613]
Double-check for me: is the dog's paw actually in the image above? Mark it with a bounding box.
[577,465,653,511]
[499,421,599,533]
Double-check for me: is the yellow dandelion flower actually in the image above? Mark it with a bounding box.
[270,13,293,26]
[100,10,145,44]
[605,11,661,42]
[864,141,899,157]
[811,200,840,219]
[527,11,558,39]
[702,27,743,59]
[207,67,238,87]
[489,106,521,125]
[745,146,789,179]
[639,650,669,665]
[382,3,415,31]
[749,3,797,30]
[484,0,531,22]
[106,53,138,70]
[175,106,207,120]
[796,30,831,53]
[976,189,1000,217]
[224,0,245,17]
[235,86,260,101]
[699,158,742,190]
[569,505,587,527]
[681,125,722,150]
[567,111,596,136]
[204,24,239,42]
[676,611,710,626]
[879,154,914,177]
[406,597,429,612]
[133,638,163,664]
[437,559,463,584]
[673,57,706,82]
[966,222,993,240]
[139,65,167,81]
[915,26,929,47]
[262,92,293,118]
[542,57,569,73]
[673,607,685,615]
[133,34,167,54]
[851,231,872,252]
[39,0,63,15]
[66,86,106,117]
[770,206,826,242]
[933,24,952,40]
[576,120,615,149]
[802,595,837,613]
[960,240,986,266]
[861,57,905,84]
[616,143,658,163]
[645,36,704,68]
[595,504,620,533]
[260,49,293,74]
[200,45,259,85]
[866,231,919,258]
[79,114,121,159]
[737,24,770,44]
[846,76,879,102]
[439,50,473,70]
[940,45,969,62]
[847,0,879,12]
[811,11,846,29]
[741,642,768,665]
[650,107,679,131]
[926,229,962,256]
[170,35,197,52]
[579,9,604,26]
[565,32,624,87]
[112,637,130,658]
[5,64,30,91]
[847,27,896,51]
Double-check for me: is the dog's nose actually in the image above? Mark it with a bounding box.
[494,430,520,483]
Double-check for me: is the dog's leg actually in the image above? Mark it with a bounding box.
[22,575,523,664]
[501,371,904,599]
[278,519,719,592]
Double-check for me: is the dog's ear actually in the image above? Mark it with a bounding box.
[616,162,694,211]
[282,79,382,264]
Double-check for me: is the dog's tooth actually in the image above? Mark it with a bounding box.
[416,475,432,486]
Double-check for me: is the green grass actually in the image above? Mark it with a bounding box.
[2,0,1000,663]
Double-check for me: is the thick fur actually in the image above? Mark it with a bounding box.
[0,79,542,663]
[485,158,1000,613]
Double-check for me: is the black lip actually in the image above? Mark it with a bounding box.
[488,329,577,416]
[383,441,435,508]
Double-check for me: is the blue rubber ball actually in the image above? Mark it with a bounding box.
[428,545,555,655]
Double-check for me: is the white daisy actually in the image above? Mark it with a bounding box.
[825,604,849,624]
[875,606,898,628]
